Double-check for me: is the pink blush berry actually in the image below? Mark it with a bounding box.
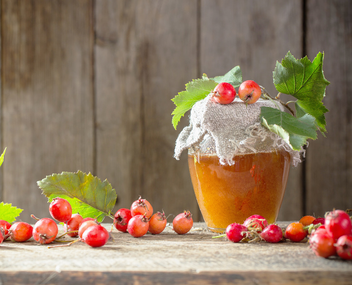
[260,224,283,243]
[225,223,247,243]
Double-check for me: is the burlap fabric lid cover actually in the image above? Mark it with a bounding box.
[174,96,303,166]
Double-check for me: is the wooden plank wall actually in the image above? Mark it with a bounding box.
[0,0,350,223]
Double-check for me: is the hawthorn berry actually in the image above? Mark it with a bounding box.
[309,228,336,258]
[78,220,98,239]
[82,224,110,247]
[225,223,247,243]
[173,211,193,235]
[285,222,307,242]
[114,208,132,233]
[0,220,12,240]
[149,211,167,235]
[243,214,268,233]
[238,80,261,104]
[325,210,352,240]
[131,197,153,219]
[210,82,236,105]
[64,213,83,237]
[127,215,149,238]
[33,218,58,244]
[260,224,283,243]
[9,222,33,242]
[336,235,352,260]
[49,197,72,223]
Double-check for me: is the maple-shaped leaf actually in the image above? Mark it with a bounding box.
[261,107,318,150]
[273,51,330,133]
[212,66,242,87]
[37,171,117,222]
[0,202,23,223]
[172,78,217,129]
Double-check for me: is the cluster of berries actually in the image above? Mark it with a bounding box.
[0,196,194,248]
[210,80,261,105]
[113,196,193,238]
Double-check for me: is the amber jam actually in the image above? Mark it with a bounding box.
[188,149,291,233]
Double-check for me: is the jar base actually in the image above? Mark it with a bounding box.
[207,226,226,233]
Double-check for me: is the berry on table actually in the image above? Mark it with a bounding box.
[82,224,110,247]
[32,218,58,244]
[131,196,153,219]
[78,220,98,239]
[9,222,33,242]
[335,235,352,260]
[114,208,132,233]
[49,197,72,223]
[325,209,352,240]
[225,223,247,243]
[127,215,149,238]
[285,222,307,242]
[0,220,12,240]
[309,228,336,258]
[149,211,167,235]
[173,211,193,235]
[260,224,283,243]
[64,213,83,237]
[243,214,268,233]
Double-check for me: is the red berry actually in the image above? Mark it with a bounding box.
[336,235,352,260]
[325,210,352,240]
[114,208,132,233]
[285,222,307,242]
[127,215,149,238]
[309,228,336,258]
[0,228,4,244]
[64,213,83,237]
[312,217,325,225]
[131,197,153,219]
[9,222,33,242]
[210,82,236,104]
[82,224,110,247]
[149,211,167,235]
[49,197,72,223]
[238,80,261,104]
[173,211,193,235]
[260,224,283,243]
[78,220,98,239]
[33,218,58,244]
[225,223,247,243]
[243,215,268,233]
[0,220,12,240]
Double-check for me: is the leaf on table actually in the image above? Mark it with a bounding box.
[260,106,318,151]
[0,147,7,167]
[273,51,330,133]
[171,78,217,129]
[37,171,117,222]
[0,202,23,223]
[211,66,243,87]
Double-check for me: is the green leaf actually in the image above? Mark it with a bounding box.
[273,51,330,133]
[260,106,318,150]
[0,202,23,223]
[171,78,217,129]
[0,147,7,167]
[37,171,117,222]
[212,66,243,87]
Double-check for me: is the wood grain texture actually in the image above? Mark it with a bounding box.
[305,0,352,216]
[200,0,304,220]
[1,0,94,222]
[0,223,351,285]
[94,0,200,218]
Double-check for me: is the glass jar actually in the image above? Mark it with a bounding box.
[188,146,291,233]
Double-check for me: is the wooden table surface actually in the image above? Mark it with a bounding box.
[0,222,351,285]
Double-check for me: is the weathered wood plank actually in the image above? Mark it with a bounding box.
[200,0,304,220]
[0,223,351,285]
[305,0,352,216]
[1,0,94,222]
[95,0,199,218]
[1,271,352,285]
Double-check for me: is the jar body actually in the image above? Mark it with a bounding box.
[188,149,291,233]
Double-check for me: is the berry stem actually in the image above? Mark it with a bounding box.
[261,86,295,116]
